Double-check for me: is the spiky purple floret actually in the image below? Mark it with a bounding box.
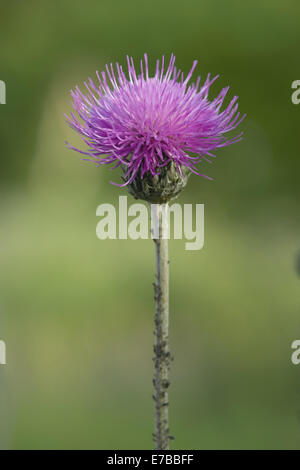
[65,54,245,186]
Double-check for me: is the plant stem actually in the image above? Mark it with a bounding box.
[153,202,171,450]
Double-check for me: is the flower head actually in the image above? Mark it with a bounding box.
[65,54,245,188]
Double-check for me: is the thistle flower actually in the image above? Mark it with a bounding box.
[64,55,246,450]
[65,54,245,199]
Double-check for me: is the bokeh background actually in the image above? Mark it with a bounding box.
[0,0,300,450]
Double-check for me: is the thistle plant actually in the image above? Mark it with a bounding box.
[65,54,244,450]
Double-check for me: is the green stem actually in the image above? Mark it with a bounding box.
[153,203,171,450]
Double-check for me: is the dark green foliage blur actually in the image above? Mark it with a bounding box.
[0,0,300,449]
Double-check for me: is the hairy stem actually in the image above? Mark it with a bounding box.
[153,203,171,450]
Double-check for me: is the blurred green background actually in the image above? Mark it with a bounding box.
[0,0,300,450]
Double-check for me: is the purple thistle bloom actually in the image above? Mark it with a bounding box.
[65,54,245,186]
